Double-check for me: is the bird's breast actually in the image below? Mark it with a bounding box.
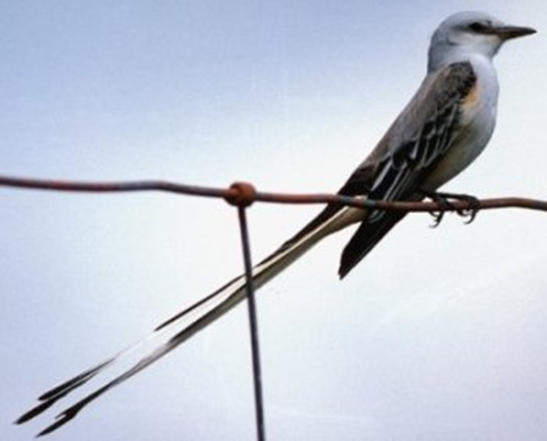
[423,64,499,191]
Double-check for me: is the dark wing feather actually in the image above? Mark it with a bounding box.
[338,62,477,277]
[262,159,378,261]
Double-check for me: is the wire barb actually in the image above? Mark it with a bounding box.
[225,181,257,208]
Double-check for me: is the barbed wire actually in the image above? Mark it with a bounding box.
[3,173,546,441]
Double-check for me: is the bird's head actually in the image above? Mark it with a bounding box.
[428,11,536,72]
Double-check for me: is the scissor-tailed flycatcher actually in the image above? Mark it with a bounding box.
[17,11,535,436]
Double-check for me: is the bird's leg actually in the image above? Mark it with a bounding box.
[419,190,481,227]
[434,191,481,223]
[420,190,455,227]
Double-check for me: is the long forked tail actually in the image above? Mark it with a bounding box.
[16,204,365,437]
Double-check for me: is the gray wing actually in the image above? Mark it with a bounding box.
[338,61,477,278]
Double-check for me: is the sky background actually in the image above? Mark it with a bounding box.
[1,1,546,440]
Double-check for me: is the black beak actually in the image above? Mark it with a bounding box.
[493,25,537,40]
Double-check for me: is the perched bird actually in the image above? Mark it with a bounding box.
[16,11,535,436]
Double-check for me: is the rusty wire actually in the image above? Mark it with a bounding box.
[2,173,547,441]
[1,174,547,214]
[234,205,266,441]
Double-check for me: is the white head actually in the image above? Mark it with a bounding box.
[428,11,535,72]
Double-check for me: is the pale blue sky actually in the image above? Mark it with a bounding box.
[2,2,547,440]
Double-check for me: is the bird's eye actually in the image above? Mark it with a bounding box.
[468,21,489,33]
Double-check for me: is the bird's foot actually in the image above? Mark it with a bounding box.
[420,190,481,227]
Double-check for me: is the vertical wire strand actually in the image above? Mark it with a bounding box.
[236,205,266,441]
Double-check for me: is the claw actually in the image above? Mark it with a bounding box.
[420,190,455,228]
[461,208,477,224]
[430,210,445,228]
[419,190,480,226]
[455,195,480,224]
